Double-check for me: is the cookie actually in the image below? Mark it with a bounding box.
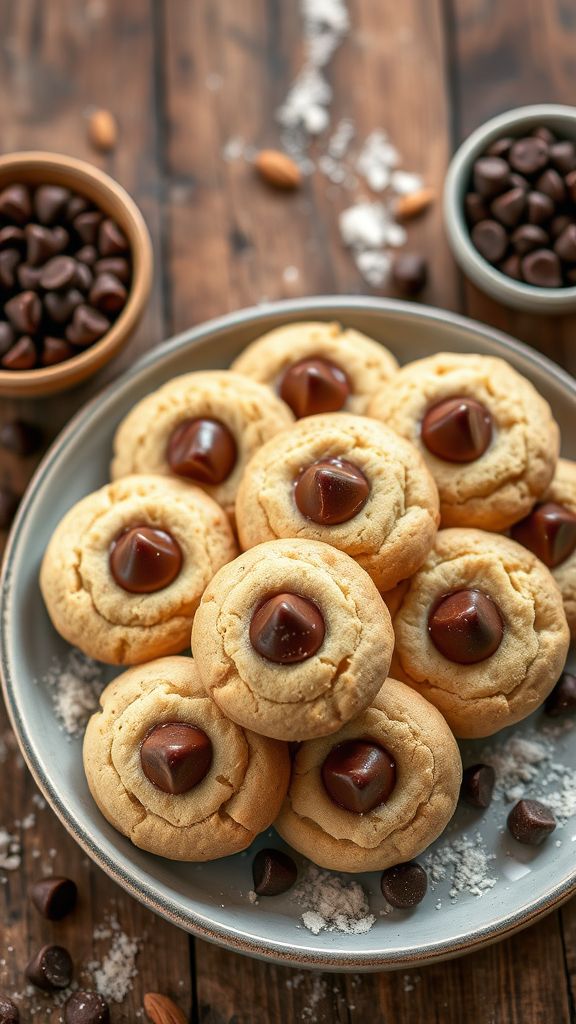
[511,457,576,638]
[40,474,238,665]
[391,528,570,738]
[191,538,394,741]
[368,352,559,531]
[274,677,461,873]
[236,413,439,591]
[110,370,294,518]
[231,321,398,418]
[83,657,290,860]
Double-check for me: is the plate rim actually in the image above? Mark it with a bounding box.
[2,294,575,971]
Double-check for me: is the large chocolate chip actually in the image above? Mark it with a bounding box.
[5,291,41,334]
[294,458,370,525]
[34,185,71,226]
[507,799,556,845]
[470,219,508,263]
[39,255,78,290]
[536,168,566,203]
[25,223,68,266]
[109,525,182,593]
[252,848,298,896]
[42,337,76,366]
[550,214,572,240]
[279,357,350,418]
[0,418,42,456]
[380,862,428,909]
[464,193,488,226]
[65,304,109,346]
[0,486,19,528]
[522,249,562,287]
[64,991,110,1024]
[98,218,128,256]
[472,157,510,197]
[65,194,90,221]
[31,876,77,920]
[0,996,18,1023]
[511,501,576,568]
[1,336,37,370]
[460,763,495,809]
[554,224,576,262]
[526,191,554,226]
[421,396,492,463]
[0,250,20,290]
[140,722,212,794]
[44,288,84,325]
[0,184,32,224]
[250,593,325,663]
[322,739,396,814]
[509,137,549,176]
[490,187,526,227]
[89,272,127,314]
[428,589,504,664]
[26,944,73,991]
[511,223,549,254]
[545,672,576,717]
[391,252,428,295]
[167,418,237,484]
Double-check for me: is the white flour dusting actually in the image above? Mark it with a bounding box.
[482,730,576,824]
[89,917,140,1003]
[425,832,497,902]
[293,865,375,934]
[0,828,21,871]
[43,648,105,737]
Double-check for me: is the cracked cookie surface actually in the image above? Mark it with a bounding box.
[236,413,440,591]
[83,657,290,860]
[191,538,395,741]
[274,677,462,873]
[40,474,238,665]
[391,528,570,738]
[368,352,559,530]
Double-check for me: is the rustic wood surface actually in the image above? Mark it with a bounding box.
[0,1,574,1021]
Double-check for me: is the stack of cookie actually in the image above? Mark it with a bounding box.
[40,321,574,884]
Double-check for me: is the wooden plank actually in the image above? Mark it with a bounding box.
[0,2,193,1019]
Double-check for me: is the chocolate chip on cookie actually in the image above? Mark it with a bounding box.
[140,722,213,794]
[421,397,493,463]
[294,458,370,525]
[109,526,182,594]
[250,593,325,664]
[167,418,237,484]
[511,501,576,568]
[428,589,504,664]
[321,739,396,813]
[279,357,350,417]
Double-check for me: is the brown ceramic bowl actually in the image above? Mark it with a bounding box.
[0,151,153,397]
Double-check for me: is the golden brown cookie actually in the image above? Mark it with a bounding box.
[511,457,576,638]
[40,474,238,665]
[83,657,290,861]
[236,413,439,591]
[110,370,294,518]
[191,539,394,741]
[274,677,462,873]
[391,528,570,738]
[231,321,398,418]
[368,352,559,531]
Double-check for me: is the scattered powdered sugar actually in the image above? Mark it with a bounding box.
[425,832,497,902]
[356,130,400,192]
[43,648,105,737]
[293,865,375,934]
[482,729,576,824]
[0,828,21,872]
[89,917,140,1003]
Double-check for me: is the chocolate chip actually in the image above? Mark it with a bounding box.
[140,722,212,794]
[167,418,237,484]
[64,991,110,1024]
[487,136,513,159]
[109,525,182,593]
[65,304,109,346]
[30,875,77,920]
[566,169,576,203]
[460,763,495,809]
[0,995,19,1023]
[0,250,21,290]
[322,739,396,813]
[550,141,576,174]
[380,862,428,909]
[554,224,576,262]
[74,260,93,292]
[39,255,78,290]
[0,184,32,224]
[34,185,71,226]
[428,589,504,664]
[294,458,370,525]
[0,419,43,456]
[499,253,523,280]
[17,263,42,290]
[65,194,90,221]
[41,337,76,366]
[391,252,428,295]
[511,223,550,254]
[507,799,556,845]
[0,226,25,251]
[25,223,68,266]
[93,256,131,284]
[536,168,566,203]
[509,172,530,192]
[490,187,526,227]
[550,214,572,240]
[0,323,14,356]
[545,672,576,717]
[421,396,492,463]
[89,272,127,314]
[250,593,325,664]
[1,336,37,370]
[44,288,84,325]
[472,156,510,197]
[509,136,549,176]
[98,218,128,256]
[522,248,562,287]
[73,211,103,246]
[26,944,73,991]
[280,357,350,418]
[465,193,489,226]
[532,125,556,145]
[511,501,576,567]
[526,191,555,225]
[252,849,298,896]
[0,486,19,529]
[470,219,508,263]
[76,244,98,266]
[4,291,41,334]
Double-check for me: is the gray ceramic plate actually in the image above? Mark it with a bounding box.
[1,297,575,971]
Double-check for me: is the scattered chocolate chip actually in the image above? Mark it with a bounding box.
[65,304,109,346]
[4,291,41,334]
[526,190,555,225]
[0,250,21,290]
[252,849,298,896]
[41,337,76,366]
[25,944,73,991]
[391,252,428,295]
[490,187,526,227]
[550,141,576,174]
[89,272,127,314]
[554,224,576,262]
[536,168,566,203]
[0,184,31,224]
[73,211,103,246]
[0,995,19,1023]
[545,672,576,717]
[511,501,576,567]
[0,419,43,456]
[428,589,504,664]
[421,396,492,463]
[44,288,84,325]
[0,486,19,529]
[279,357,350,417]
[473,156,509,197]
[522,248,562,287]
[322,739,396,813]
[465,193,489,225]
[380,862,428,909]
[31,876,77,920]
[98,218,128,256]
[0,323,14,356]
[140,722,212,794]
[507,799,556,846]
[294,458,370,525]
[167,418,237,484]
[64,991,110,1024]
[250,593,325,664]
[109,525,182,593]
[460,763,495,809]
[470,219,508,262]
[34,185,71,226]
[1,336,37,370]
[511,223,549,254]
[509,136,549,176]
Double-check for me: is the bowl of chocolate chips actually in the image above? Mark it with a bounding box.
[444,104,576,313]
[0,151,153,395]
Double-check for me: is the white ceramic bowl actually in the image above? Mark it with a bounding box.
[1,297,575,970]
[444,104,576,313]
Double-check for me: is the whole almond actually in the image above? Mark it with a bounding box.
[395,186,436,220]
[143,992,187,1024]
[255,149,301,190]
[88,108,118,153]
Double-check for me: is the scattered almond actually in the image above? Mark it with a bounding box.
[88,108,118,153]
[143,992,187,1024]
[395,186,435,220]
[254,149,301,190]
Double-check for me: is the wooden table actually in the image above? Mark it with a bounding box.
[0,2,575,1021]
